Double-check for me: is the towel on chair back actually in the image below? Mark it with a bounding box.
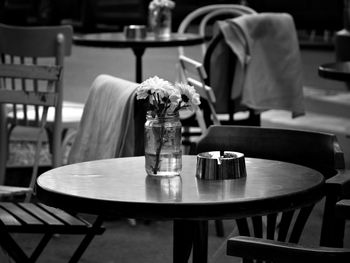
[217,13,305,117]
[68,75,139,164]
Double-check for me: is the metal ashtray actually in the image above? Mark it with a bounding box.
[195,151,247,180]
[124,25,147,39]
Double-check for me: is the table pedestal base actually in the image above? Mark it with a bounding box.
[173,220,208,263]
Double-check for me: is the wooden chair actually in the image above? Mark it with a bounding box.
[0,61,104,263]
[178,55,219,152]
[195,125,350,247]
[177,5,260,126]
[226,199,350,263]
[227,236,350,263]
[177,4,257,57]
[0,23,84,185]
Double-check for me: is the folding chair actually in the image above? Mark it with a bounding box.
[0,53,104,263]
[0,23,84,185]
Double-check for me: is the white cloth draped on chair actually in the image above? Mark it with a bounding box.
[68,75,139,164]
[217,13,305,118]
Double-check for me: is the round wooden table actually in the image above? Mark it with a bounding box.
[36,156,324,263]
[73,32,204,83]
[318,61,350,82]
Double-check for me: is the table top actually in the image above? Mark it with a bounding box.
[318,61,350,81]
[36,156,324,220]
[73,32,204,49]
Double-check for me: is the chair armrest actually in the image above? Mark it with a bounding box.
[227,236,350,263]
[326,169,350,198]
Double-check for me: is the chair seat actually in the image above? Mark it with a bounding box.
[7,101,84,128]
[0,202,104,234]
[0,186,32,198]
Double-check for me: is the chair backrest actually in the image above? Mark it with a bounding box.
[178,55,219,129]
[196,125,345,178]
[0,23,73,169]
[177,4,257,57]
[195,125,346,245]
[0,63,63,200]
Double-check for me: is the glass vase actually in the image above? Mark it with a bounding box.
[144,112,182,177]
[148,6,172,38]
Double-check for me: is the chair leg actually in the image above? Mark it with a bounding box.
[68,216,104,263]
[0,230,30,263]
[29,233,53,262]
[321,194,345,247]
[0,105,8,185]
[215,220,225,237]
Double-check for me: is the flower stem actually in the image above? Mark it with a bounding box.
[153,121,166,174]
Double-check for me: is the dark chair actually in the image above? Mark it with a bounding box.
[0,56,104,263]
[227,235,350,263]
[195,125,350,247]
[226,199,350,263]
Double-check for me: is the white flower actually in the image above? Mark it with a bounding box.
[136,76,172,105]
[175,82,201,111]
[136,76,200,117]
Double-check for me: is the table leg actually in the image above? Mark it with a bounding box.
[173,220,208,263]
[192,220,208,263]
[132,47,146,83]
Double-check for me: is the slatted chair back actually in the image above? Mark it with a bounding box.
[0,23,73,185]
[195,125,346,250]
[227,198,350,263]
[0,62,62,201]
[177,4,257,57]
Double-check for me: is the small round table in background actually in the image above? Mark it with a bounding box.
[318,61,350,82]
[73,32,204,83]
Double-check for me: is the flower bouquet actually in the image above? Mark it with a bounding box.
[136,76,200,176]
